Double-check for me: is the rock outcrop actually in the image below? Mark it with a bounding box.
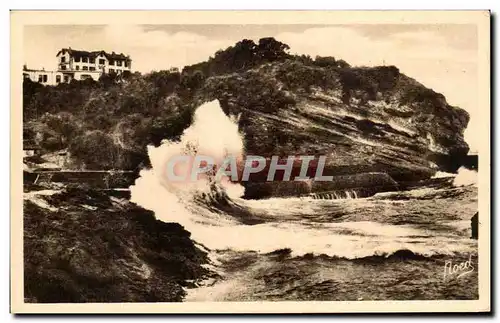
[243,172,399,199]
[195,59,469,198]
[24,186,212,303]
[471,212,478,239]
[23,38,470,199]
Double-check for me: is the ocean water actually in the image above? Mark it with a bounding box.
[130,100,478,301]
[185,184,478,301]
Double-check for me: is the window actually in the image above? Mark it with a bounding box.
[76,65,80,70]
[80,74,91,80]
[109,68,115,73]
[61,56,66,63]
[82,66,88,71]
[82,57,88,63]
[43,75,48,83]
[56,75,61,83]
[99,59,105,65]
[74,57,80,62]
[64,75,70,83]
[117,60,122,67]
[109,59,115,66]
[61,65,66,70]
[89,66,96,71]
[38,75,43,82]
[89,58,95,64]
[124,61,128,67]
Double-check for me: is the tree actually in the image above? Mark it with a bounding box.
[294,54,314,65]
[37,112,82,150]
[314,56,337,67]
[227,39,258,71]
[180,70,205,90]
[205,39,258,74]
[68,130,119,170]
[23,79,46,120]
[257,37,290,62]
[112,113,153,153]
[99,71,119,87]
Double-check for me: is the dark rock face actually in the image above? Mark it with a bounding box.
[24,187,211,303]
[243,172,398,199]
[462,154,479,171]
[198,60,469,197]
[471,212,478,239]
[428,153,478,173]
[23,42,470,200]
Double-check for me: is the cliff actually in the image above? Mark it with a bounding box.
[191,59,469,197]
[200,60,468,175]
[23,38,470,198]
[24,186,212,302]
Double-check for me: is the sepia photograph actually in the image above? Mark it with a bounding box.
[10,10,491,313]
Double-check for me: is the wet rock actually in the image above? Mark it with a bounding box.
[243,172,398,199]
[24,186,211,303]
[471,212,478,239]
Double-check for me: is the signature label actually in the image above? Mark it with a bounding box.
[443,254,475,281]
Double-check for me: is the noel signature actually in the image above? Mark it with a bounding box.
[443,255,475,281]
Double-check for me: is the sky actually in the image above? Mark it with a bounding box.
[23,24,478,153]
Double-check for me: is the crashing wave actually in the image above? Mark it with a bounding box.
[130,100,476,259]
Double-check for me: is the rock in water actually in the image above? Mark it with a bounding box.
[471,212,478,239]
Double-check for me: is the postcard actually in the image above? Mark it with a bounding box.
[11,10,491,314]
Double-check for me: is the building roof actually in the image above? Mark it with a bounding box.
[56,48,131,60]
[23,68,55,73]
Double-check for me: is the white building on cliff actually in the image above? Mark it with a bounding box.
[23,47,132,85]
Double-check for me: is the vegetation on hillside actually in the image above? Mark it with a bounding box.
[23,37,468,171]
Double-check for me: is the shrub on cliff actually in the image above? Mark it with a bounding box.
[313,55,337,68]
[23,78,96,119]
[181,70,206,91]
[23,68,197,169]
[276,60,340,93]
[112,113,153,153]
[256,37,291,61]
[400,86,446,109]
[335,66,401,104]
[338,68,377,103]
[182,37,291,77]
[68,130,121,169]
[203,69,296,116]
[26,112,83,151]
[145,69,181,97]
[40,112,82,147]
